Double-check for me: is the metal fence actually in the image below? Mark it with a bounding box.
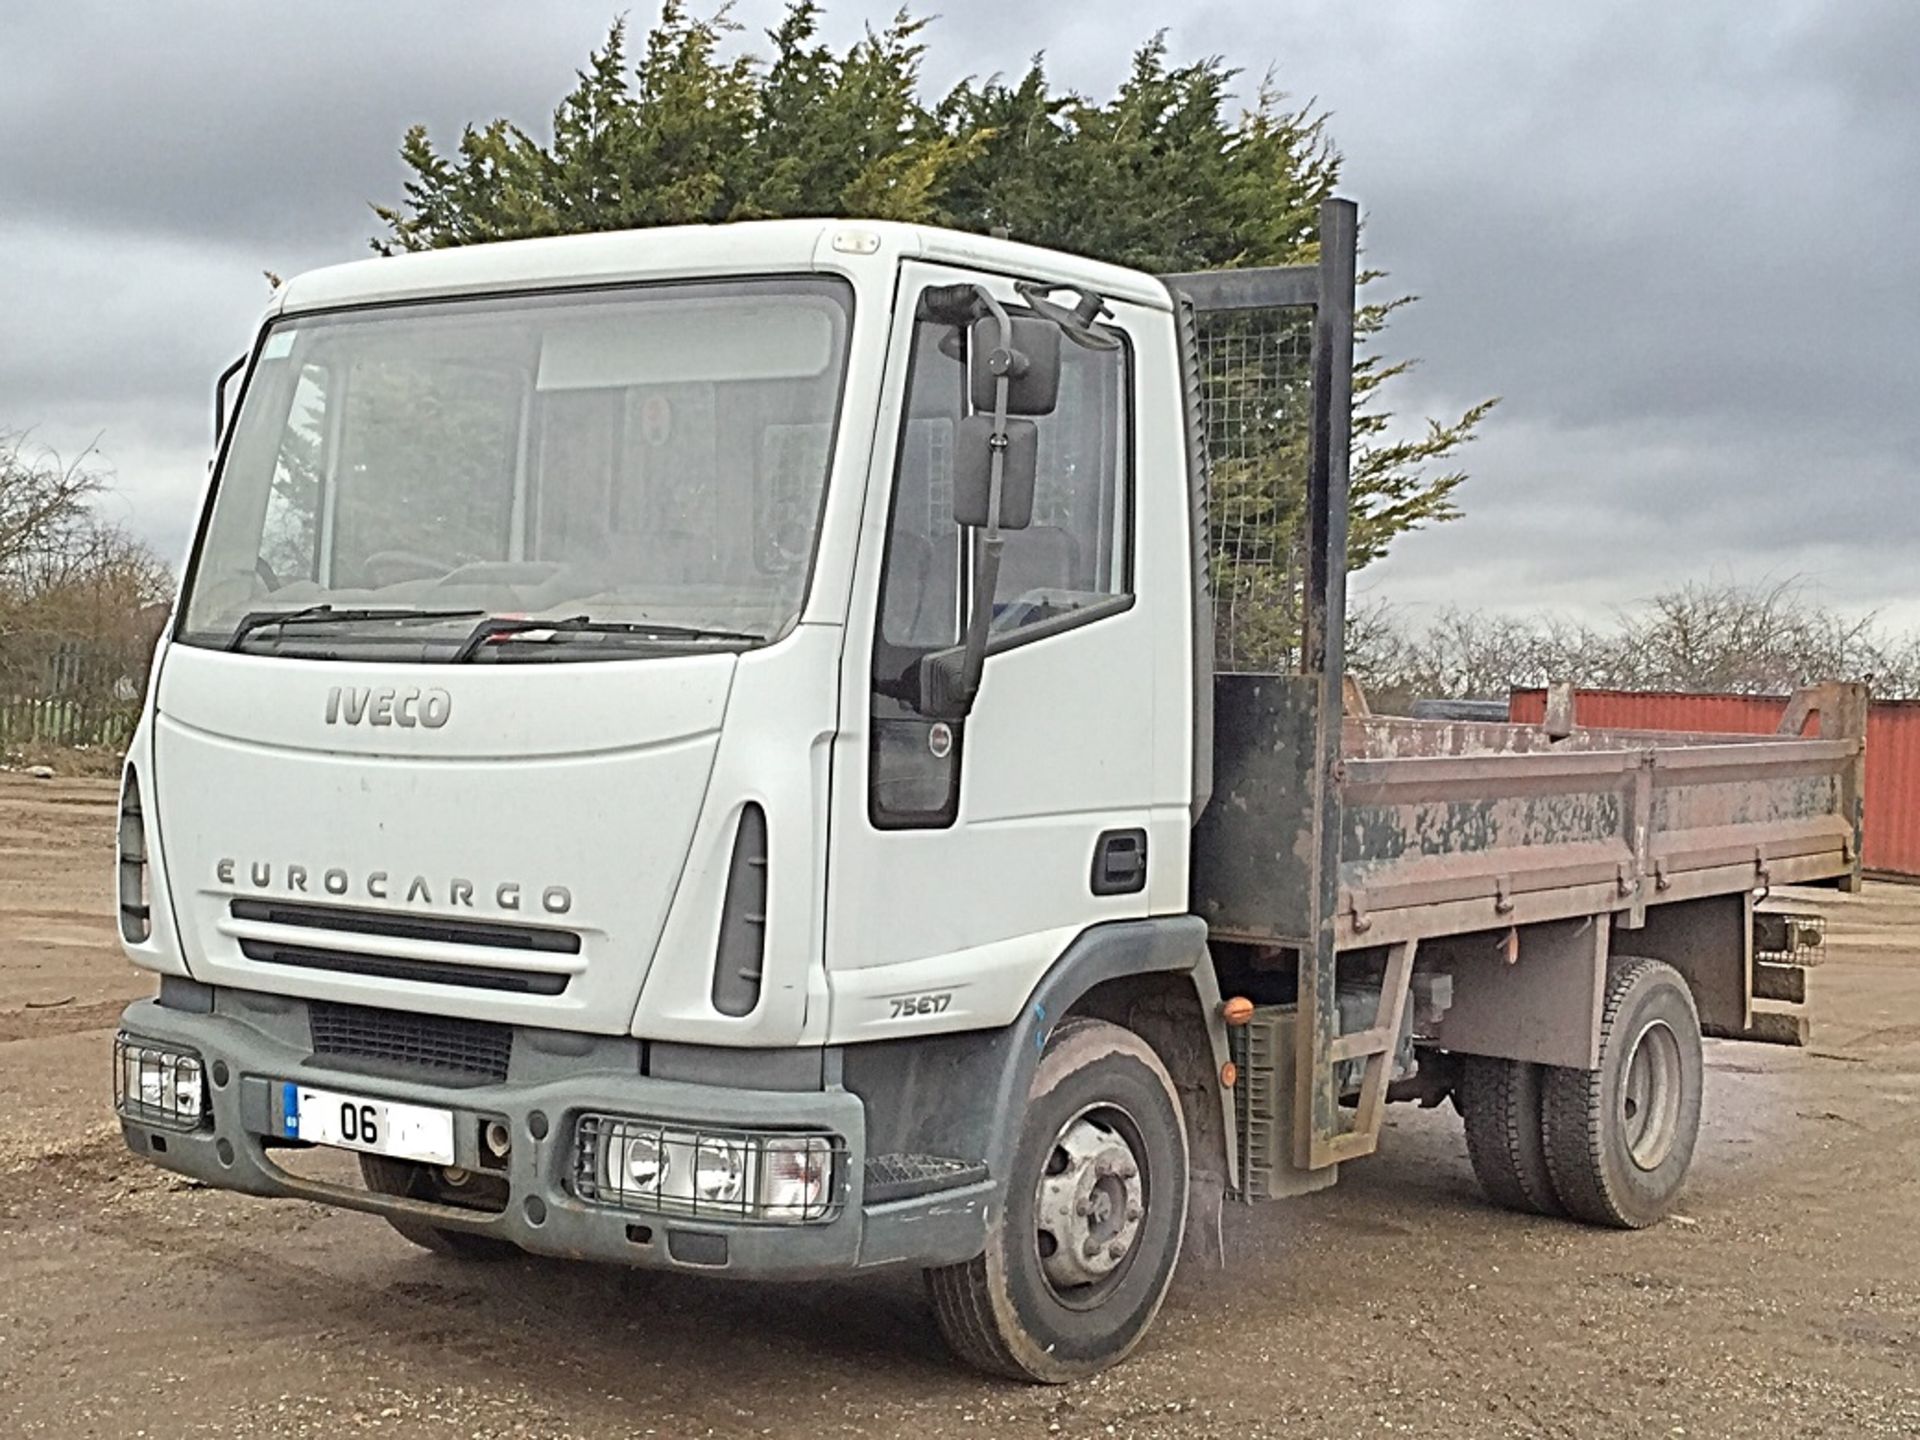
[0,638,143,752]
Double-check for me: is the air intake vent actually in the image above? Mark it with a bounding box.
[309,1002,512,1084]
[711,804,769,1017]
[117,767,151,943]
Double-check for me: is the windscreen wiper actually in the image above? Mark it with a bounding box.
[227,605,484,652]
[450,614,766,663]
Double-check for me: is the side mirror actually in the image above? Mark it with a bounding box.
[952,415,1037,531]
[968,315,1061,416]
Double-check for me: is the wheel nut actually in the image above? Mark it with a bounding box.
[1108,1240,1126,1260]
[1126,1204,1142,1222]
[1076,1198,1093,1217]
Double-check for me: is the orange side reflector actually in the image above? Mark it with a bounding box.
[1220,1061,1239,1088]
[1221,996,1255,1027]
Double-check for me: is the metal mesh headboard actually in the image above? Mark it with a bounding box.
[1163,207,1356,685]
[1194,308,1317,672]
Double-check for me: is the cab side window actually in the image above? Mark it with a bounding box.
[868,299,1132,827]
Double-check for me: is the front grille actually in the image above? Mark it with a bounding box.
[239,938,568,995]
[229,898,577,996]
[309,1001,512,1084]
[230,899,580,954]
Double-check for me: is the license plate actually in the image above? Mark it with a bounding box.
[280,1083,455,1165]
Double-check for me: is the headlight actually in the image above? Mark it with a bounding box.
[693,1137,748,1204]
[113,1034,206,1128]
[610,1130,668,1191]
[577,1116,840,1224]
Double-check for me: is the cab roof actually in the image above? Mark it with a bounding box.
[272,219,1174,317]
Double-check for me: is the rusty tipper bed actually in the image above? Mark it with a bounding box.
[1192,677,1864,1183]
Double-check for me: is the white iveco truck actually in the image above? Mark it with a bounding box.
[115,201,1864,1379]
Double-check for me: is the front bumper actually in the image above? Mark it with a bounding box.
[115,989,992,1277]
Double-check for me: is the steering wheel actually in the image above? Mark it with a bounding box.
[254,555,281,591]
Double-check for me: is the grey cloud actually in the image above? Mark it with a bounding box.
[0,3,597,251]
[2,0,1915,628]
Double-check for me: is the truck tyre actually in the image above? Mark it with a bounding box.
[358,1154,520,1260]
[1541,958,1703,1229]
[926,1018,1188,1382]
[1460,1056,1563,1216]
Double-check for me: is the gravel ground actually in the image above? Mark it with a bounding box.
[2,773,1917,1438]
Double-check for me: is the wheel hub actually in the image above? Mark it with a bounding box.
[1035,1109,1145,1293]
[1622,1018,1684,1171]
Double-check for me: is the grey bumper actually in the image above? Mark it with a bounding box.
[114,991,992,1278]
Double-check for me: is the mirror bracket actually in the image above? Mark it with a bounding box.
[910,276,1110,722]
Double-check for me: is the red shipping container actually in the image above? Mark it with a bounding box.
[1509,688,1920,881]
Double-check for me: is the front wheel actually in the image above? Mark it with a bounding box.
[926,1018,1189,1382]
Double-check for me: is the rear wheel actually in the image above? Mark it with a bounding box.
[1542,958,1704,1229]
[1460,1055,1563,1216]
[926,1018,1188,1382]
[358,1154,519,1260]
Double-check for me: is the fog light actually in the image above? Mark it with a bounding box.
[114,1034,207,1129]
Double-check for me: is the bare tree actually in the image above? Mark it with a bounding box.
[0,431,104,589]
[1351,579,1920,707]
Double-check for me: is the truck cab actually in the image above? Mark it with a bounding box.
[116,219,1222,1378]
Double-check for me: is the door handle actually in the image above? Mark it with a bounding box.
[1091,828,1149,897]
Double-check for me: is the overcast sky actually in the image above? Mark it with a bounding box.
[4,0,1915,628]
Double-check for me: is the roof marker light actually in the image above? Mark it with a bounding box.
[831,229,881,255]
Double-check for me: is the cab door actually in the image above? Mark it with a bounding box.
[824,262,1181,1042]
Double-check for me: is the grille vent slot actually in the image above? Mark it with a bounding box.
[229,898,579,953]
[308,1001,512,1084]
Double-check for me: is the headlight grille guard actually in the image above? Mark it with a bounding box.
[113,1033,209,1131]
[572,1113,848,1225]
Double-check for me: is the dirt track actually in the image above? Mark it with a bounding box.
[2,771,1918,1438]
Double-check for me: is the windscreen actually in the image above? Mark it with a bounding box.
[178,277,854,660]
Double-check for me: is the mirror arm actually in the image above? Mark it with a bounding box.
[920,287,1020,722]
[213,353,247,443]
[976,288,1018,552]
[1014,280,1120,352]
